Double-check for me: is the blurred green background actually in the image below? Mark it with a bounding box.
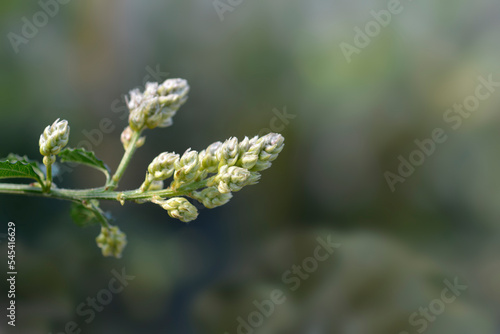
[1,0,500,333]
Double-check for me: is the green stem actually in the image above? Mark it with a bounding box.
[106,130,143,191]
[46,163,52,190]
[87,201,110,228]
[42,155,56,192]
[0,179,209,203]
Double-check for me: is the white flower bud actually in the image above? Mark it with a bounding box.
[217,137,239,167]
[192,186,233,209]
[199,141,222,173]
[127,79,189,131]
[120,126,145,150]
[236,133,285,171]
[148,152,180,181]
[238,136,251,155]
[261,133,285,160]
[155,197,198,223]
[39,119,70,156]
[173,149,200,185]
[96,226,127,258]
[210,165,252,194]
[252,133,284,171]
[248,171,261,185]
[236,136,264,169]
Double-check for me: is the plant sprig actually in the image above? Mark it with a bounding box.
[0,78,285,258]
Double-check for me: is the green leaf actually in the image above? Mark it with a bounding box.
[70,201,99,227]
[0,160,44,186]
[59,148,110,181]
[2,153,46,181]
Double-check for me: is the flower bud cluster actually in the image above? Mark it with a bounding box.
[209,165,257,194]
[237,133,285,171]
[142,133,284,214]
[153,197,198,223]
[127,79,189,131]
[192,186,233,209]
[96,226,127,258]
[39,119,70,156]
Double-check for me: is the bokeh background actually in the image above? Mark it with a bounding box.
[1,0,500,333]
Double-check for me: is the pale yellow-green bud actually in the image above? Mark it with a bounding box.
[252,133,284,171]
[248,171,261,185]
[127,79,189,131]
[148,180,164,191]
[199,141,222,173]
[173,149,200,186]
[148,152,180,181]
[235,135,262,169]
[261,133,285,161]
[236,133,285,171]
[120,126,145,150]
[238,136,251,155]
[96,226,127,258]
[39,119,70,156]
[192,186,233,209]
[210,165,252,194]
[154,197,198,223]
[217,137,239,167]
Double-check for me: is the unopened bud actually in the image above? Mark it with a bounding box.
[173,149,200,186]
[217,137,239,167]
[127,79,189,131]
[148,152,180,181]
[154,197,198,223]
[39,119,70,156]
[199,141,222,173]
[210,165,252,194]
[96,226,127,258]
[120,126,145,150]
[192,186,233,209]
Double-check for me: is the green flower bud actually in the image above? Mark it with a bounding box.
[148,180,164,191]
[248,171,261,185]
[173,149,200,186]
[120,126,145,150]
[192,186,233,209]
[155,197,198,223]
[148,152,180,181]
[96,226,127,258]
[210,165,252,194]
[261,133,285,160]
[217,137,239,167]
[236,133,285,171]
[199,141,222,173]
[252,133,284,171]
[39,119,70,156]
[238,136,251,155]
[127,79,189,131]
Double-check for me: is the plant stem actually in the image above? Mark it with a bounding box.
[0,179,209,203]
[43,155,55,192]
[46,163,52,189]
[88,201,110,228]
[106,130,142,191]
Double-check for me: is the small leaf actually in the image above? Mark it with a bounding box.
[2,154,45,181]
[0,160,44,186]
[59,148,110,181]
[70,201,99,227]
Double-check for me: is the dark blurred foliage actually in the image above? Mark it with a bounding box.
[0,0,500,333]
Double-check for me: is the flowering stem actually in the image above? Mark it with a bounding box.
[42,155,55,192]
[46,163,52,189]
[87,201,111,228]
[0,179,209,203]
[106,129,143,191]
